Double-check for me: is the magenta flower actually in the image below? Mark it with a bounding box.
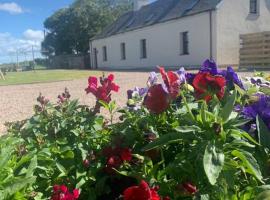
[85,74,119,103]
[51,185,79,200]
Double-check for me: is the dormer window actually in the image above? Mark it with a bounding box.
[250,0,258,14]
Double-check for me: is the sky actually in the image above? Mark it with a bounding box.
[0,0,73,64]
[0,0,155,64]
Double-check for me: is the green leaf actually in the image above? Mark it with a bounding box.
[56,162,67,177]
[203,143,224,185]
[232,150,263,182]
[221,90,237,122]
[142,131,195,151]
[257,116,270,149]
[256,191,270,200]
[175,126,201,133]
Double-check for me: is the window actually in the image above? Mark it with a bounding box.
[120,43,126,60]
[102,46,107,61]
[180,32,189,55]
[140,39,147,59]
[250,0,258,14]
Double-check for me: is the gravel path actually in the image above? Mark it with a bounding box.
[0,71,149,134]
[0,70,256,134]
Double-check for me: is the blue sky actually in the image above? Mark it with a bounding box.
[0,0,73,64]
[0,0,155,64]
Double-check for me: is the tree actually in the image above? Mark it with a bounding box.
[42,0,132,56]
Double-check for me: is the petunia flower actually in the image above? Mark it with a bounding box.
[148,72,158,86]
[241,94,270,130]
[85,74,119,103]
[200,59,218,75]
[182,182,198,195]
[158,66,181,100]
[224,66,244,90]
[102,146,132,173]
[192,72,226,102]
[176,67,186,83]
[123,180,161,200]
[143,84,170,114]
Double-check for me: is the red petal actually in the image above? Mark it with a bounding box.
[143,84,170,114]
[73,189,80,199]
[120,148,132,161]
[107,74,114,81]
[60,185,68,193]
[88,76,98,87]
[53,185,60,192]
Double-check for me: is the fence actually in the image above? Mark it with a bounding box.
[48,54,90,69]
[239,31,270,70]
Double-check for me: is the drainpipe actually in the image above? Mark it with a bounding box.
[89,39,93,69]
[209,10,213,60]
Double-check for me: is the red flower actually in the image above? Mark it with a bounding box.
[123,180,160,200]
[85,74,119,103]
[159,67,180,99]
[182,182,197,195]
[192,72,226,102]
[143,84,170,114]
[51,185,79,200]
[102,146,132,174]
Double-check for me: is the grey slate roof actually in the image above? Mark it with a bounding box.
[94,0,222,40]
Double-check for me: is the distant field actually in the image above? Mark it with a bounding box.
[0,69,101,86]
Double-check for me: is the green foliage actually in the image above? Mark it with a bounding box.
[42,0,132,56]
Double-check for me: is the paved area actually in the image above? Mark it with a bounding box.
[0,70,257,134]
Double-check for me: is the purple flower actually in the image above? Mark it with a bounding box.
[241,94,270,130]
[200,59,218,75]
[225,66,244,89]
[147,72,158,86]
[176,67,186,83]
[127,87,148,99]
[186,73,196,85]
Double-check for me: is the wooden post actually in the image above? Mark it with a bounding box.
[0,69,5,80]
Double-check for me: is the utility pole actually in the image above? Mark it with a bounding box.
[32,45,35,71]
[16,50,19,69]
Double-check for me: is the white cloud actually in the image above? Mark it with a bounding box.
[23,29,44,41]
[0,30,43,63]
[0,2,24,14]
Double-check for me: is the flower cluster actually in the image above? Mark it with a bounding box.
[51,185,79,200]
[143,67,181,114]
[102,146,132,173]
[123,180,169,200]
[85,74,120,103]
[58,88,71,103]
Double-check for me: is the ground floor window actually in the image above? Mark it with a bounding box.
[102,46,107,61]
[180,31,189,55]
[250,0,258,14]
[140,39,147,59]
[120,42,126,60]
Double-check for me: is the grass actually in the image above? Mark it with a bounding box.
[0,69,101,86]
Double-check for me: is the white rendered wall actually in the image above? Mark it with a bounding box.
[216,0,270,66]
[91,12,215,69]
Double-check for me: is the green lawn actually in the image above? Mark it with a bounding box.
[0,69,101,86]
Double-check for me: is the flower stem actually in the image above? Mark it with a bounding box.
[180,91,195,121]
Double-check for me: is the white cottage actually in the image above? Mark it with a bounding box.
[90,0,270,69]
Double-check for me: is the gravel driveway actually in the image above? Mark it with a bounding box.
[0,70,257,134]
[0,71,149,134]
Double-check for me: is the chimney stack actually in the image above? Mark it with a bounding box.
[134,0,149,11]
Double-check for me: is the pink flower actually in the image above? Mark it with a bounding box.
[51,185,79,200]
[85,74,119,103]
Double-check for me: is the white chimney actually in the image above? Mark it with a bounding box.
[134,0,149,11]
